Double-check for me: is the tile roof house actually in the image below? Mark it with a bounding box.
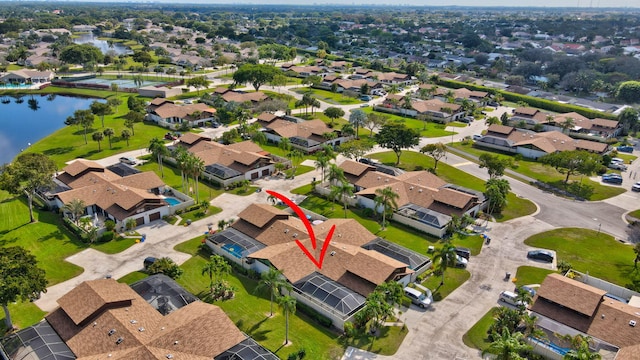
[205,203,431,328]
[380,96,464,123]
[336,160,485,238]
[529,273,640,359]
[209,87,269,104]
[260,115,351,153]
[1,276,277,360]
[479,124,609,159]
[50,159,192,230]
[145,99,216,130]
[547,112,620,140]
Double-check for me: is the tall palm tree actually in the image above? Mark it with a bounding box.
[189,155,205,203]
[434,242,457,285]
[148,137,168,178]
[336,182,353,218]
[374,186,399,230]
[482,328,531,360]
[173,146,189,192]
[278,295,297,345]
[201,255,231,288]
[326,163,346,185]
[255,268,292,317]
[103,128,115,149]
[315,155,329,184]
[63,198,86,224]
[92,131,104,151]
[563,341,601,360]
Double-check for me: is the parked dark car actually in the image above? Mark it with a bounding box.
[617,145,634,153]
[527,250,554,263]
[143,256,157,270]
[455,247,471,260]
[602,174,623,184]
[164,132,177,140]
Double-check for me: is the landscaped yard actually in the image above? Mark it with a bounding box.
[514,266,556,287]
[421,268,471,301]
[524,228,636,286]
[366,151,537,222]
[174,237,406,359]
[361,107,457,138]
[450,142,627,201]
[293,87,361,105]
[462,307,499,351]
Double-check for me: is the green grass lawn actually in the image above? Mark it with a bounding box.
[524,228,636,286]
[361,108,456,138]
[0,301,47,332]
[421,268,471,301]
[367,151,536,222]
[293,87,361,105]
[117,271,149,285]
[617,153,638,164]
[91,236,138,254]
[23,91,170,168]
[450,142,626,201]
[462,307,498,351]
[179,205,223,223]
[628,209,640,220]
[514,266,555,287]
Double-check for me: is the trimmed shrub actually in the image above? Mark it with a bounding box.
[99,231,114,243]
[104,219,116,231]
[296,301,333,328]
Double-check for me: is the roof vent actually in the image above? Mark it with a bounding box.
[418,189,423,193]
[284,229,289,233]
[174,341,179,345]
[138,327,145,332]
[385,179,389,182]
[166,355,173,359]
[630,320,637,327]
[130,320,137,324]
[116,337,124,345]
[377,176,381,180]
[93,322,97,327]
[292,233,298,238]
[409,186,414,190]
[330,251,336,256]
[108,329,116,336]
[601,314,605,319]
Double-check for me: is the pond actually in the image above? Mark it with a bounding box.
[73,33,132,56]
[0,94,99,165]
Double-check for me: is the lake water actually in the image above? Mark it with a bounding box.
[73,33,132,56]
[0,95,98,165]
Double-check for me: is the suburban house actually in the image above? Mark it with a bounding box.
[478,124,610,159]
[1,276,278,360]
[206,203,431,328]
[281,64,327,77]
[47,159,193,229]
[172,134,275,186]
[380,95,465,123]
[145,98,216,129]
[210,87,269,104]
[0,69,54,85]
[335,160,485,238]
[369,71,414,85]
[547,112,621,140]
[528,273,640,360]
[508,107,551,127]
[429,86,490,105]
[259,115,351,153]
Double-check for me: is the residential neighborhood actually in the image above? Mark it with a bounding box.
[1,3,640,360]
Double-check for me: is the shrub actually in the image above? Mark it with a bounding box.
[147,257,183,279]
[361,208,374,218]
[99,231,114,243]
[104,220,116,231]
[400,296,412,308]
[297,349,306,359]
[296,301,333,328]
[343,322,356,338]
[288,354,297,360]
[62,217,86,241]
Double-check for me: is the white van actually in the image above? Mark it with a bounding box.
[404,287,432,308]
[499,290,524,307]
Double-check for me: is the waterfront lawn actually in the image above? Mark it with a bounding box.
[25,91,169,168]
[450,142,626,201]
[524,228,635,286]
[367,151,537,222]
[360,107,456,138]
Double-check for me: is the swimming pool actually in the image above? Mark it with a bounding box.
[529,337,570,356]
[222,243,243,258]
[164,197,181,206]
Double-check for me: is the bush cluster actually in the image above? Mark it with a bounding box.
[296,301,333,328]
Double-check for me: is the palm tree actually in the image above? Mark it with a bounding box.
[189,155,205,203]
[375,281,404,307]
[103,128,115,149]
[63,198,86,224]
[201,255,231,288]
[315,155,329,184]
[373,187,399,230]
[336,182,353,218]
[92,131,104,151]
[564,341,601,360]
[326,163,346,185]
[121,129,131,147]
[255,268,292,317]
[278,295,297,345]
[173,145,189,192]
[148,137,168,178]
[434,242,457,285]
[482,328,531,360]
[515,286,533,313]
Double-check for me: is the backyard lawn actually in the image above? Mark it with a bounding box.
[450,142,627,201]
[361,107,457,138]
[524,228,636,286]
[367,151,537,222]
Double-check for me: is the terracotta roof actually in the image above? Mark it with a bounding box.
[346,251,408,284]
[63,159,104,177]
[535,273,606,316]
[256,112,280,123]
[188,140,270,170]
[47,279,248,360]
[178,132,211,146]
[236,203,289,228]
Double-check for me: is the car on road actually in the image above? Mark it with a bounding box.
[358,158,378,165]
[618,145,634,153]
[455,254,468,268]
[360,103,370,108]
[455,246,471,260]
[211,121,221,128]
[527,249,554,263]
[610,157,624,164]
[461,116,474,124]
[602,174,623,184]
[499,290,525,307]
[632,182,640,192]
[119,157,136,165]
[404,286,432,308]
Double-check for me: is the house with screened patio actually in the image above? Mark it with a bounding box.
[205,203,432,329]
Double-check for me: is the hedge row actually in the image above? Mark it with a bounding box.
[296,301,333,328]
[436,78,617,120]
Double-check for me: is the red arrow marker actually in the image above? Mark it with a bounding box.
[266,190,335,269]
